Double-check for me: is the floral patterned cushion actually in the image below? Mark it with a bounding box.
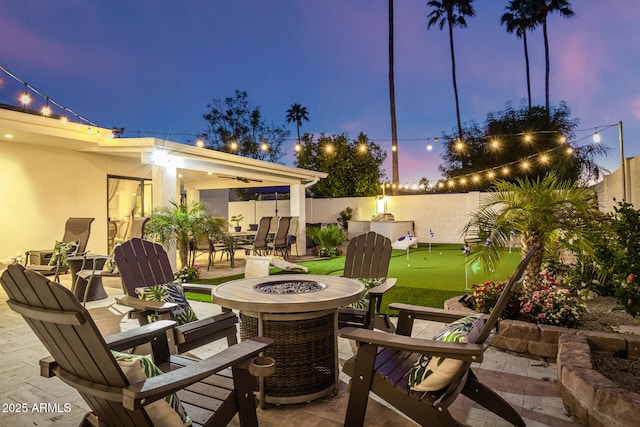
[408,314,484,392]
[48,240,79,267]
[135,281,199,325]
[112,350,190,426]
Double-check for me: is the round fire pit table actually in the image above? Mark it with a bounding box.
[212,274,365,406]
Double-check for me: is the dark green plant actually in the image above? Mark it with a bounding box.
[145,201,226,268]
[306,225,346,257]
[337,207,353,231]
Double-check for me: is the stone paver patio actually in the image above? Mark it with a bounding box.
[0,254,579,426]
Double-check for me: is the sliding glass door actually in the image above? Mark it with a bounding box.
[107,176,152,252]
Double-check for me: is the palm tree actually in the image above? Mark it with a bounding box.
[389,0,399,186]
[501,0,536,109]
[427,0,476,141]
[286,103,309,146]
[530,0,575,112]
[145,200,225,268]
[462,173,595,297]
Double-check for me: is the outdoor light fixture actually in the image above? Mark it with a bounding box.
[41,97,51,116]
[524,133,532,143]
[295,143,302,152]
[230,141,238,151]
[593,130,601,143]
[260,142,269,151]
[359,144,367,152]
[559,135,567,143]
[426,143,432,151]
[196,139,205,148]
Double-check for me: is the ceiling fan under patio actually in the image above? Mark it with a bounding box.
[215,174,263,183]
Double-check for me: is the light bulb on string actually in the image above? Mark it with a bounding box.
[195,139,205,148]
[359,143,367,153]
[20,83,31,107]
[260,142,269,151]
[41,97,51,116]
[593,128,601,143]
[294,143,302,152]
[426,142,432,151]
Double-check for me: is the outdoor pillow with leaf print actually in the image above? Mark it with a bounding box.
[112,350,190,426]
[135,280,199,325]
[344,277,387,310]
[408,314,484,392]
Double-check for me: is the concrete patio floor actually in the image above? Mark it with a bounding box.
[0,253,580,426]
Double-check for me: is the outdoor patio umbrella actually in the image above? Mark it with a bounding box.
[247,186,290,216]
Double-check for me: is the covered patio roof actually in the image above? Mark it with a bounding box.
[0,107,327,190]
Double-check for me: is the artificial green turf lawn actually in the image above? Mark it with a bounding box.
[187,243,522,311]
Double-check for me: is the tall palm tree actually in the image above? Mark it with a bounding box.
[389,0,399,186]
[501,0,536,109]
[462,173,595,296]
[530,0,575,112]
[427,0,475,141]
[286,103,309,146]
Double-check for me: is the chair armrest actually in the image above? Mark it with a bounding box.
[115,295,177,313]
[389,302,474,323]
[339,327,483,362]
[104,320,177,351]
[367,278,397,297]
[122,336,274,410]
[182,283,214,295]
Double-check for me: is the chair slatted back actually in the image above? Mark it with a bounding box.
[272,216,291,247]
[62,217,95,254]
[0,264,152,426]
[253,216,272,249]
[114,238,175,297]
[476,244,537,344]
[343,232,392,279]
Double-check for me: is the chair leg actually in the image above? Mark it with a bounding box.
[461,370,525,427]
[344,342,377,426]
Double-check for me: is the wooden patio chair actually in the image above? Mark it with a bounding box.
[25,217,95,280]
[267,216,291,259]
[0,263,273,427]
[114,238,240,354]
[338,231,397,332]
[339,245,537,427]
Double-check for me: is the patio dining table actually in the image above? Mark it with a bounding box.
[224,231,257,267]
[212,274,365,406]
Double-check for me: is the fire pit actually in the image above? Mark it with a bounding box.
[254,280,326,294]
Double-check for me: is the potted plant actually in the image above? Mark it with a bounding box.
[230,214,244,232]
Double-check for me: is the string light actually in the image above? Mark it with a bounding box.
[260,141,269,151]
[1,65,101,128]
[195,139,205,148]
[593,128,601,143]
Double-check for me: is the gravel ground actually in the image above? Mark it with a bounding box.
[582,297,640,394]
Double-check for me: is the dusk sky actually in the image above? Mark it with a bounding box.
[1,0,638,184]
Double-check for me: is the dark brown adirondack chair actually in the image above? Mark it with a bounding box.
[339,245,537,427]
[267,216,291,259]
[25,217,95,279]
[0,264,273,427]
[338,231,397,332]
[114,238,240,354]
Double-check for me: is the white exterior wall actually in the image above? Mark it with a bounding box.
[229,191,488,246]
[0,139,152,263]
[593,154,638,212]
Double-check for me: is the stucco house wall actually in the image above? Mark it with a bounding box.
[0,138,151,262]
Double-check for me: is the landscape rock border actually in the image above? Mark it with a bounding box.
[444,296,640,426]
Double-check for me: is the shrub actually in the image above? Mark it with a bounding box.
[470,280,522,319]
[175,265,201,283]
[306,225,346,257]
[519,274,586,328]
[614,273,640,317]
[471,273,587,328]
